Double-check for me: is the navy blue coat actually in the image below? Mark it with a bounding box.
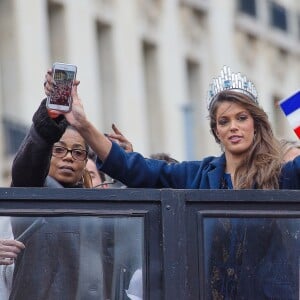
[98,142,300,190]
[98,142,300,299]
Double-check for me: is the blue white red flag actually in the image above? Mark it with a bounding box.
[279,90,300,139]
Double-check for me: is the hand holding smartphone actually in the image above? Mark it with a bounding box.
[46,62,77,112]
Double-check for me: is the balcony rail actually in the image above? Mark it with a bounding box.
[0,188,299,300]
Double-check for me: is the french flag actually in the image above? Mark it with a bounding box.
[279,90,300,139]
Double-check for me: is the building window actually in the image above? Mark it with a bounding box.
[269,1,288,32]
[238,0,257,17]
[142,41,162,154]
[96,21,115,131]
[2,118,28,156]
[47,1,66,62]
[183,60,202,160]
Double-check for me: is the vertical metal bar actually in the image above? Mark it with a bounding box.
[161,190,187,300]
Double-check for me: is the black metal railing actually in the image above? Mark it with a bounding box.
[0,188,299,300]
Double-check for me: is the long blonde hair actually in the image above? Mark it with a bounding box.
[209,91,282,189]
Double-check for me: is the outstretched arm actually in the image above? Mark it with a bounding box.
[44,69,112,161]
[11,99,68,187]
[48,74,197,189]
[61,81,191,188]
[64,84,113,161]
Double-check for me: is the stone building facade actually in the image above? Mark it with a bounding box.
[0,0,299,185]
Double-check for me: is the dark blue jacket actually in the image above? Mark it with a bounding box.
[98,142,300,190]
[98,143,300,299]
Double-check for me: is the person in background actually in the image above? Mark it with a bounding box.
[87,149,108,188]
[280,139,300,162]
[0,217,24,300]
[149,153,179,163]
[44,65,300,299]
[9,97,108,299]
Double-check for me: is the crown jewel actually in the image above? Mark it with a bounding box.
[207,66,258,110]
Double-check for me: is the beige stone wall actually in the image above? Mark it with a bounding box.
[0,0,299,185]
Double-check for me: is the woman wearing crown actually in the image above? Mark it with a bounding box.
[56,66,299,190]
[45,66,300,299]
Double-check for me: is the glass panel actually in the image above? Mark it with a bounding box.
[2,118,28,155]
[203,217,300,299]
[96,22,116,132]
[142,41,162,154]
[0,215,144,300]
[270,1,288,32]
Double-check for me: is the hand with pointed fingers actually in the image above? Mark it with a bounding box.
[106,124,133,152]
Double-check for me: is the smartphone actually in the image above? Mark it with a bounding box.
[46,62,77,112]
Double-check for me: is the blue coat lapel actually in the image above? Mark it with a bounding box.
[207,154,226,189]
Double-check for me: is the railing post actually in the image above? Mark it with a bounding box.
[161,190,187,300]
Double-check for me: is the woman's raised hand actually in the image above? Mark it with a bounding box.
[106,124,133,153]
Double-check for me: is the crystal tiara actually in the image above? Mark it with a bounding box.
[207,65,258,110]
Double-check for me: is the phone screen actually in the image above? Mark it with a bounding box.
[49,69,75,107]
[46,63,77,112]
